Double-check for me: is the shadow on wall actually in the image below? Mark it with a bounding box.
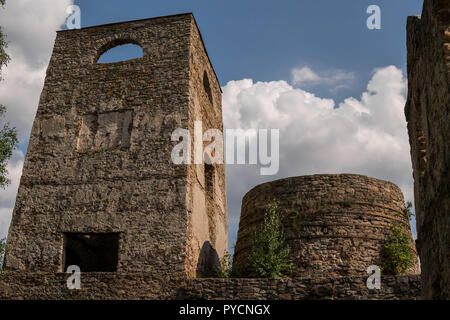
[196,241,220,278]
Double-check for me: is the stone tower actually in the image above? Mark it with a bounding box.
[234,174,420,277]
[4,13,227,281]
[405,0,450,299]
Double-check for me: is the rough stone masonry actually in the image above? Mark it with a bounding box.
[1,13,227,281]
[234,174,420,278]
[405,0,450,300]
[0,12,430,300]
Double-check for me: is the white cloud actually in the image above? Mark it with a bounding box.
[0,0,73,141]
[0,0,73,69]
[291,66,321,84]
[0,150,24,239]
[0,0,72,238]
[224,65,414,248]
[0,208,13,239]
[291,66,356,91]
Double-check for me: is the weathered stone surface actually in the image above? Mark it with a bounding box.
[0,272,421,300]
[0,12,429,301]
[234,174,420,277]
[405,0,450,299]
[2,13,227,285]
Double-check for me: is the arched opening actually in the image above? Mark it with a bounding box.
[96,42,143,63]
[203,71,213,105]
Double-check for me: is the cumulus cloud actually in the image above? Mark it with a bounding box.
[291,66,356,91]
[0,0,73,69]
[0,0,73,141]
[224,65,414,248]
[0,150,23,239]
[0,0,72,238]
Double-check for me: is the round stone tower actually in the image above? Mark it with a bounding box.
[234,174,420,277]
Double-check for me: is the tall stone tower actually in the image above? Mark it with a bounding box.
[4,13,227,282]
[405,0,450,299]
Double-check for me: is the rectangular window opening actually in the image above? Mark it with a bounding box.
[63,233,119,272]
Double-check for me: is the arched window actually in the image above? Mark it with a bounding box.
[203,71,213,105]
[96,41,143,63]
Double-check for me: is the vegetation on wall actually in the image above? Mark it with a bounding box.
[215,251,241,278]
[403,201,414,220]
[381,223,415,275]
[247,200,292,279]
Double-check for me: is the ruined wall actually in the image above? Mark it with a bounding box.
[0,272,421,300]
[405,0,450,299]
[185,19,227,277]
[3,14,226,282]
[234,174,419,277]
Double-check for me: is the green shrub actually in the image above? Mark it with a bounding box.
[381,223,415,275]
[248,200,292,279]
[403,201,414,220]
[215,251,241,278]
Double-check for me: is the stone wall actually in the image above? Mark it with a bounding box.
[0,272,421,300]
[234,174,420,277]
[3,13,227,283]
[405,0,450,299]
[185,17,227,277]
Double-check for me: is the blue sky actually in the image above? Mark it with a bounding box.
[73,0,423,102]
[0,0,424,253]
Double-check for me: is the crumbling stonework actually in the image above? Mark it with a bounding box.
[234,174,420,277]
[0,272,421,300]
[2,13,227,283]
[405,0,450,299]
[0,12,426,301]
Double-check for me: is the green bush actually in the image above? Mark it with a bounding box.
[403,201,414,220]
[215,251,241,278]
[381,223,415,275]
[248,200,292,279]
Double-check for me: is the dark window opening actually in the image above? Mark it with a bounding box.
[203,71,213,105]
[63,233,119,272]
